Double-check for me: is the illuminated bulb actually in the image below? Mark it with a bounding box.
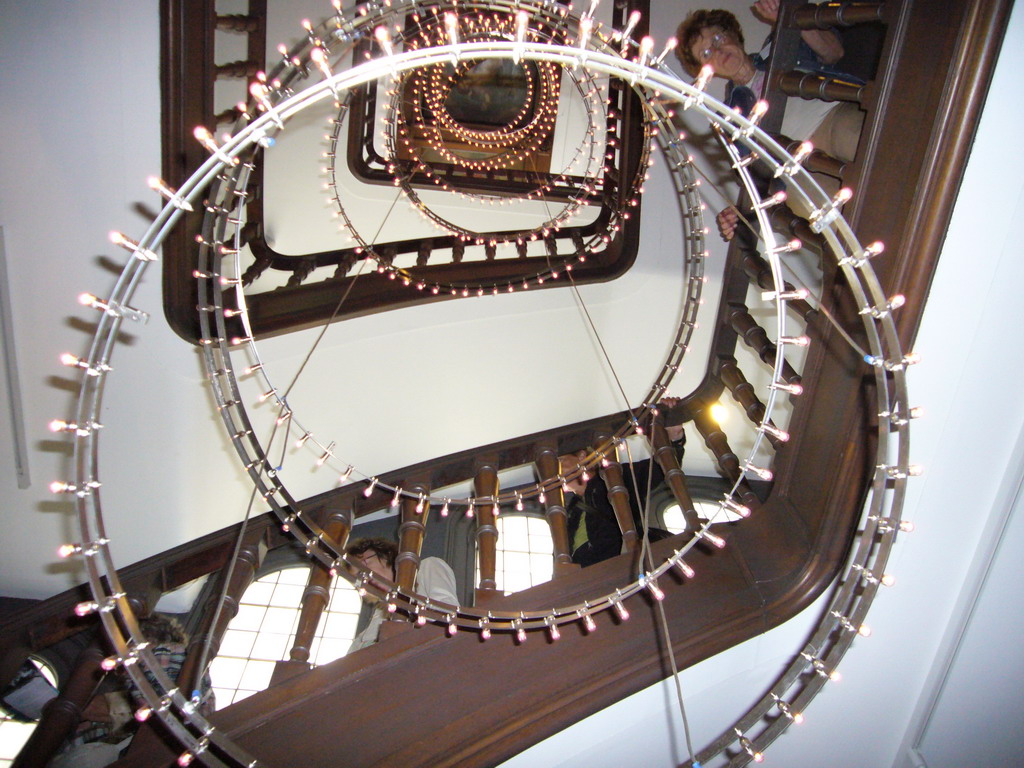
[744,463,774,481]
[858,624,872,637]
[78,293,115,315]
[60,352,108,376]
[515,10,529,47]
[637,36,653,66]
[717,498,748,519]
[177,751,194,767]
[295,432,312,448]
[391,488,402,507]
[581,612,597,633]
[57,543,80,558]
[702,530,726,549]
[465,502,474,518]
[654,37,677,65]
[515,494,524,512]
[620,10,641,49]
[373,25,394,57]
[694,65,714,92]
[147,176,193,211]
[577,15,592,49]
[516,625,527,643]
[834,187,853,205]
[709,401,729,424]
[416,612,427,627]
[547,619,560,641]
[613,600,630,621]
[749,99,769,124]
[675,558,695,578]
[364,478,378,497]
[101,656,120,672]
[480,620,491,640]
[447,615,457,636]
[762,287,806,301]
[192,126,237,166]
[645,580,665,601]
[317,443,334,466]
[779,335,810,347]
[416,495,425,514]
[770,380,803,395]
[134,706,152,722]
[444,12,459,44]
[75,601,99,617]
[440,499,450,517]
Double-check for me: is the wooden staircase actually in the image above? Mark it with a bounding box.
[1,0,1012,765]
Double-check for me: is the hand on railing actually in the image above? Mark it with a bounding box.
[716,207,740,242]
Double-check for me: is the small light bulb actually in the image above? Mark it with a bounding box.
[57,543,79,558]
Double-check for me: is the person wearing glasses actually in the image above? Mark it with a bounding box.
[675,1,863,241]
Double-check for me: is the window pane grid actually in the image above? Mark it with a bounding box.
[490,515,554,594]
[210,566,362,706]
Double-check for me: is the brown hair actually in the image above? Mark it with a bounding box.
[675,9,745,76]
[140,613,188,645]
[346,537,398,570]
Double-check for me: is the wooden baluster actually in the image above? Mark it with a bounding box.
[596,440,640,553]
[214,60,260,79]
[779,72,866,105]
[737,250,817,323]
[535,445,580,577]
[285,258,316,288]
[270,508,352,686]
[792,2,885,28]
[126,538,263,758]
[728,304,802,384]
[473,462,500,604]
[649,419,702,533]
[691,409,762,511]
[396,482,430,593]
[175,538,263,699]
[416,239,433,266]
[12,639,105,768]
[719,360,783,450]
[768,205,825,256]
[216,13,261,32]
[783,141,849,180]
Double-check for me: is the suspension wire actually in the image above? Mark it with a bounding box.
[192,481,260,704]
[623,432,696,763]
[280,184,406,401]
[195,183,410,690]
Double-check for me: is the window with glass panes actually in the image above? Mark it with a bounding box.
[208,566,362,706]
[490,514,554,594]
[0,658,58,767]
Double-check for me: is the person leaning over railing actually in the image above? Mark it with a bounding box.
[346,538,459,653]
[676,1,864,241]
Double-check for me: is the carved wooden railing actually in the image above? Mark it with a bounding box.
[3,0,1011,766]
[160,0,651,341]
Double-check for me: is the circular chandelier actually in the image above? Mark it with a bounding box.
[51,1,916,766]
